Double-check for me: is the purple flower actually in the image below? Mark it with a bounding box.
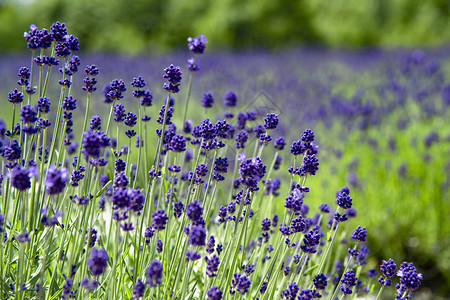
[89,115,102,131]
[83,77,98,93]
[199,118,217,140]
[187,34,207,54]
[152,210,168,231]
[45,166,68,195]
[206,235,215,254]
[156,239,163,252]
[131,76,146,88]
[238,157,266,192]
[396,262,422,291]
[291,216,307,233]
[17,67,30,81]
[284,189,303,212]
[17,231,31,243]
[205,255,220,277]
[201,92,214,108]
[8,89,24,104]
[207,286,223,300]
[184,251,199,261]
[340,270,357,294]
[20,104,37,123]
[188,225,206,246]
[264,113,279,130]
[214,157,229,173]
[367,269,378,278]
[132,279,146,299]
[106,79,126,101]
[300,229,321,253]
[169,134,186,152]
[113,103,126,122]
[187,57,199,72]
[224,90,237,107]
[350,226,367,242]
[37,97,51,114]
[163,64,182,93]
[115,159,126,173]
[261,218,271,232]
[124,112,137,127]
[273,137,286,150]
[300,154,319,176]
[334,212,348,223]
[129,188,145,212]
[111,188,131,209]
[3,139,21,161]
[336,189,352,209]
[9,166,33,191]
[50,21,67,42]
[140,90,153,106]
[298,289,320,299]
[230,273,251,295]
[313,273,327,290]
[301,129,315,144]
[380,258,397,278]
[144,226,155,244]
[281,282,299,299]
[318,203,330,213]
[235,130,248,149]
[87,248,109,276]
[85,65,100,76]
[81,278,98,291]
[62,96,77,111]
[82,130,110,158]
[156,105,173,125]
[145,260,163,287]
[260,281,268,294]
[186,201,204,223]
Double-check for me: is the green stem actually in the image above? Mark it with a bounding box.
[154,94,171,171]
[76,92,92,169]
[105,100,116,136]
[316,208,341,276]
[181,59,196,129]
[375,285,385,300]
[133,103,143,188]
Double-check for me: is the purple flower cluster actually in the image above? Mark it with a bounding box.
[230,273,251,295]
[87,248,108,276]
[146,260,163,287]
[163,64,182,93]
[238,157,266,192]
[187,34,207,54]
[81,130,110,158]
[45,166,68,195]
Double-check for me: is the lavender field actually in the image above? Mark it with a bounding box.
[0,23,448,299]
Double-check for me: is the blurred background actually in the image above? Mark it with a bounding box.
[1,0,450,52]
[0,0,449,298]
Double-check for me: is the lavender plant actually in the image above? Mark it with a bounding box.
[0,22,424,300]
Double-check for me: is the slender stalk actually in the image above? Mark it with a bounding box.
[47,57,66,166]
[133,103,143,188]
[76,92,92,170]
[316,208,341,276]
[181,57,196,129]
[154,94,171,171]
[375,285,385,300]
[105,100,116,136]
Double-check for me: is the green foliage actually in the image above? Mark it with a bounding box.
[2,0,450,52]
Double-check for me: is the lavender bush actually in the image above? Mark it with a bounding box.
[0,22,425,299]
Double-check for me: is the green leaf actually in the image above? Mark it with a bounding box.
[96,180,112,198]
[125,284,132,298]
[303,264,319,276]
